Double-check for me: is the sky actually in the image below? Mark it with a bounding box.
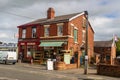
[0,0,120,43]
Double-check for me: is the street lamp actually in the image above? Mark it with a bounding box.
[84,11,88,74]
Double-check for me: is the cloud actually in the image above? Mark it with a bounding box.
[0,0,120,42]
[0,33,8,38]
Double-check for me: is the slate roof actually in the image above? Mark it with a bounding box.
[18,12,83,27]
[94,41,113,48]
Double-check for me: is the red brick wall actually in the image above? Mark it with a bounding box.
[50,24,57,36]
[19,26,40,39]
[97,64,120,77]
[68,14,94,63]
[26,27,32,38]
[68,15,83,49]
[111,45,116,65]
[88,25,94,62]
[39,25,44,37]
[63,23,69,35]
[36,25,41,38]
[39,22,68,37]
[18,13,94,66]
[19,28,22,38]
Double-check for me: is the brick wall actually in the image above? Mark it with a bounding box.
[97,64,120,77]
[19,28,22,38]
[88,25,94,63]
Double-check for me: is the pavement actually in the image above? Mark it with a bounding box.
[17,63,120,80]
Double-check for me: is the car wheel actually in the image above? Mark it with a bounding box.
[4,60,7,64]
[13,62,16,65]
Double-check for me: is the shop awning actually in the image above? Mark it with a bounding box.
[39,42,64,47]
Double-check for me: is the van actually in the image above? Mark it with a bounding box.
[0,51,17,64]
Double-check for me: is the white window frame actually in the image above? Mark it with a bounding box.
[22,28,26,38]
[82,30,86,43]
[82,16,86,28]
[57,23,63,36]
[44,25,50,37]
[70,24,74,37]
[32,27,36,38]
[74,28,78,43]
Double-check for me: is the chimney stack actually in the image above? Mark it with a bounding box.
[47,7,55,19]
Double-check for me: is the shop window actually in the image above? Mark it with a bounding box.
[58,25,63,36]
[22,28,26,38]
[106,55,110,60]
[27,48,31,57]
[32,27,36,38]
[44,50,52,59]
[70,47,74,56]
[74,29,78,43]
[27,46,35,58]
[44,26,50,37]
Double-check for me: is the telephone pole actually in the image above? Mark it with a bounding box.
[84,11,88,74]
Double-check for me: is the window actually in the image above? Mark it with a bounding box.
[82,17,86,28]
[32,27,36,38]
[44,26,49,37]
[27,46,33,57]
[71,26,73,36]
[58,25,63,36]
[82,30,85,42]
[74,29,78,42]
[106,55,110,60]
[22,28,26,38]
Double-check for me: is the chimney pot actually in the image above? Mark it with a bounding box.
[47,7,55,19]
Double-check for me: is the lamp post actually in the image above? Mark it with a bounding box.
[84,11,88,74]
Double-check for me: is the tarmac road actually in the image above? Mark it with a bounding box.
[0,63,119,80]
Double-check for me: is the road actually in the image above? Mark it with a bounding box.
[0,63,119,80]
[0,63,77,80]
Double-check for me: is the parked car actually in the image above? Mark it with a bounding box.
[117,56,120,59]
[0,51,17,64]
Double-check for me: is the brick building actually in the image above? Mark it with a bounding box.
[94,40,116,65]
[17,8,94,68]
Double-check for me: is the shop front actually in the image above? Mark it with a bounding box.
[18,41,40,62]
[39,40,78,70]
[39,41,65,62]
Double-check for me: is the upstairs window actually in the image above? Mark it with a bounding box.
[57,25,63,36]
[82,16,86,28]
[32,27,36,38]
[82,30,85,43]
[74,29,78,43]
[44,26,50,37]
[22,28,26,38]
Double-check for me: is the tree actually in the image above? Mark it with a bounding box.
[116,38,120,56]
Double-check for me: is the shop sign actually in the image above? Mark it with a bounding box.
[20,43,25,45]
[27,43,35,45]
[64,53,70,64]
